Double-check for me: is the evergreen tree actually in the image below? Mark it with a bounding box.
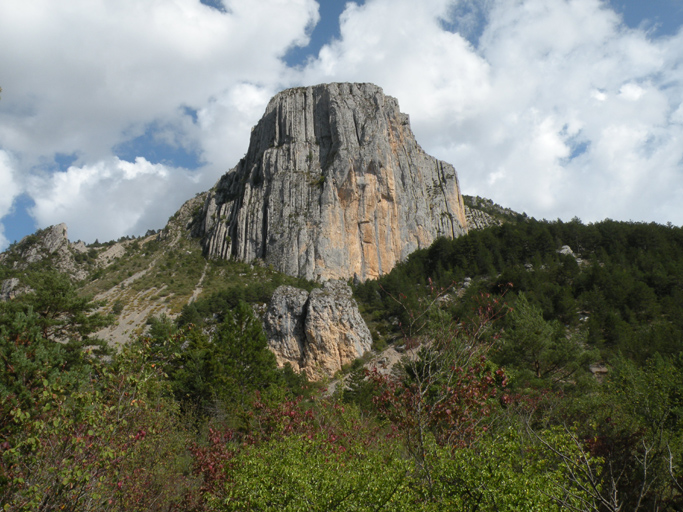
[168,301,281,414]
[495,294,596,388]
[0,271,112,358]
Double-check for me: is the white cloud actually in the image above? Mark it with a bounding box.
[619,83,645,101]
[304,0,491,121]
[0,0,318,246]
[3,0,683,251]
[591,89,607,102]
[297,0,683,225]
[0,151,22,248]
[197,82,278,174]
[28,157,203,243]
[0,151,21,216]
[0,0,318,162]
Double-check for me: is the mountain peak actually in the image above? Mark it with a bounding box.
[195,82,468,281]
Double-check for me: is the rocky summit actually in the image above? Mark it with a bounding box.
[195,82,468,282]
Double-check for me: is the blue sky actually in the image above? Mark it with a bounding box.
[1,0,683,248]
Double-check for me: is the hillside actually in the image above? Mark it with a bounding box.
[0,192,515,348]
[3,202,683,509]
[0,194,319,346]
[2,82,683,510]
[356,216,683,365]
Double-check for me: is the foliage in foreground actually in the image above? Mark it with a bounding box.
[2,251,683,510]
[355,218,683,364]
[1,332,201,511]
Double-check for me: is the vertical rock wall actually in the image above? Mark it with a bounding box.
[197,82,468,282]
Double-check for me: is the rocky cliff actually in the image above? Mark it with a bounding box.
[0,223,90,283]
[195,82,468,282]
[263,280,372,380]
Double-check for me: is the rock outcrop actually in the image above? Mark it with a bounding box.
[463,195,527,230]
[263,286,310,369]
[0,223,89,281]
[263,280,373,380]
[465,206,503,231]
[0,277,22,301]
[195,82,468,282]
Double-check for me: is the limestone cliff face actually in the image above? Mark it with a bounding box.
[197,82,468,282]
[263,281,372,380]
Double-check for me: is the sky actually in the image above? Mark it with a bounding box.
[1,0,683,249]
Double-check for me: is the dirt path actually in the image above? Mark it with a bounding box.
[188,261,210,304]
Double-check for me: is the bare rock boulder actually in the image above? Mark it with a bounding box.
[263,286,310,372]
[0,223,89,281]
[0,278,22,301]
[264,280,372,380]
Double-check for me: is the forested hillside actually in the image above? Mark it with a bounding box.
[357,217,683,363]
[2,214,683,510]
